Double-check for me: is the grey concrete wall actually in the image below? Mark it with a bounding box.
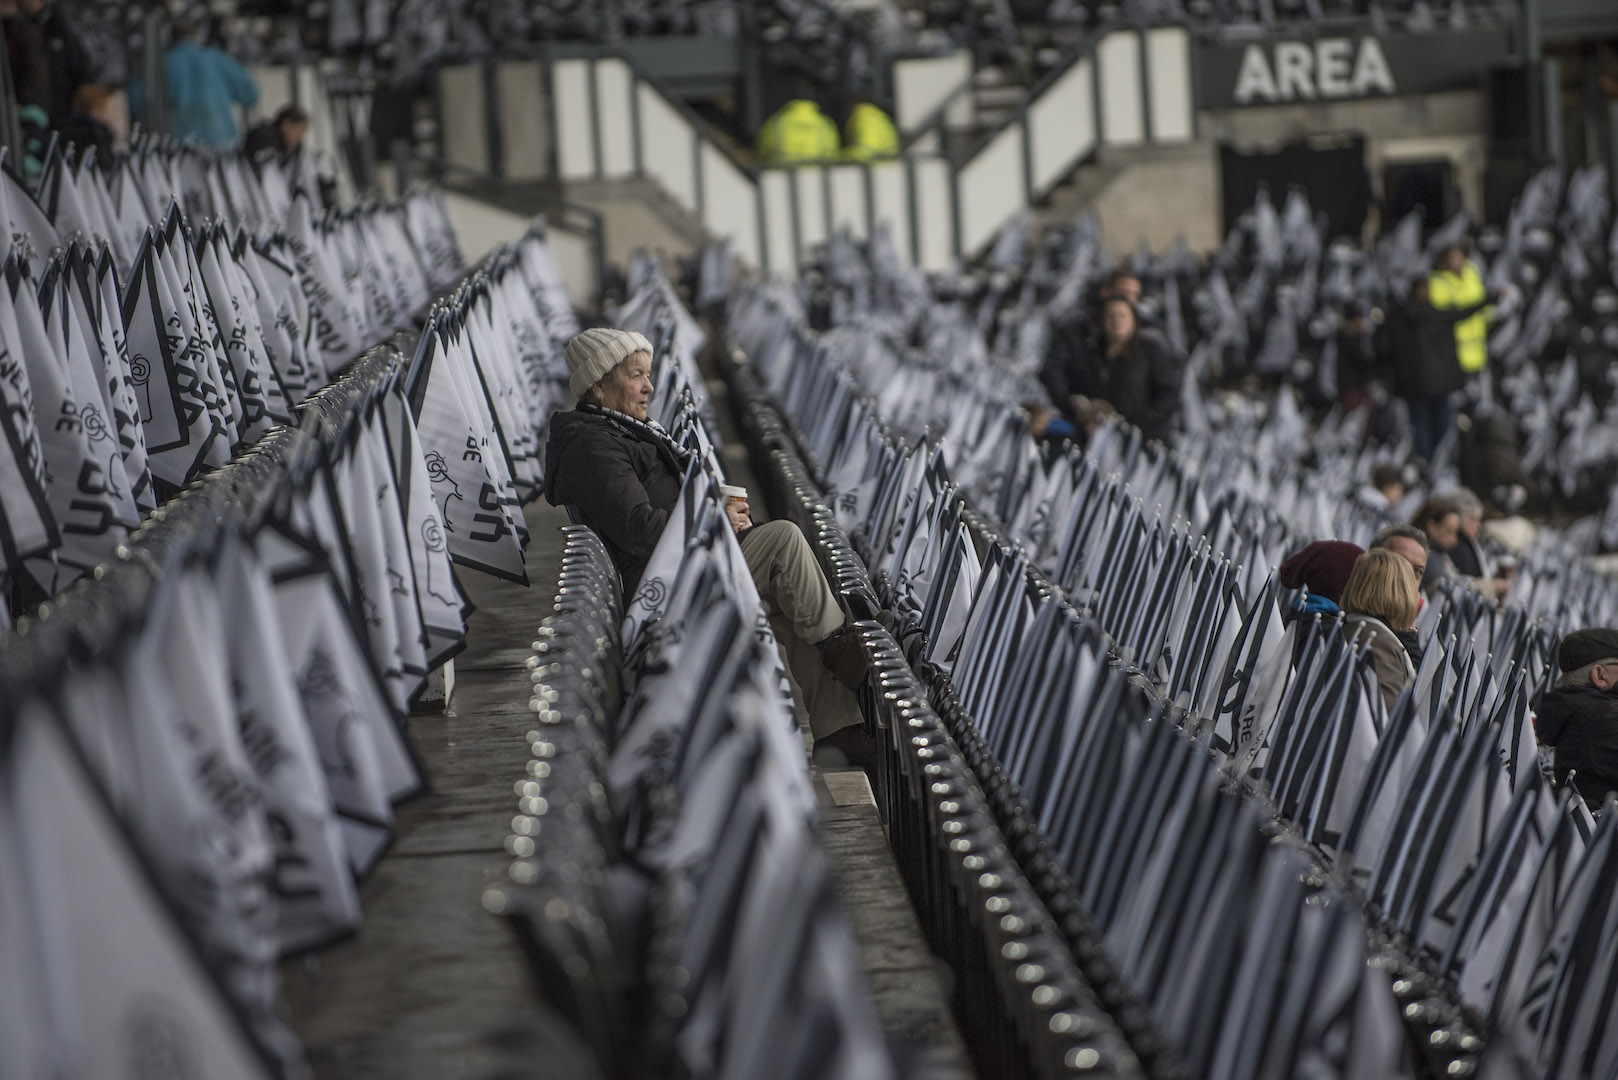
[559,178,709,272]
[1082,145,1225,254]
[1040,89,1490,256]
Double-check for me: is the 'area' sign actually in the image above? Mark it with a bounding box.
[1233,38,1394,103]
[1196,28,1508,110]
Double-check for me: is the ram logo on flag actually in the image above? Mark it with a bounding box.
[8,259,128,591]
[407,329,527,584]
[379,386,468,668]
[82,246,155,512]
[121,235,228,486]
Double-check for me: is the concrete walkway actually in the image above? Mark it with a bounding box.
[280,500,566,1080]
[281,478,972,1078]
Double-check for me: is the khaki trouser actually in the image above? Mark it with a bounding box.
[738,520,861,740]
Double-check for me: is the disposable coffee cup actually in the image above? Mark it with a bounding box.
[719,485,748,503]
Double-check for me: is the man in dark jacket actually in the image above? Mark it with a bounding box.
[1369,523,1431,667]
[1378,278,1492,463]
[244,103,311,159]
[1536,628,1618,812]
[543,327,875,767]
[22,0,92,125]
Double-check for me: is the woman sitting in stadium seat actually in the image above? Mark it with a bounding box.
[542,327,875,767]
[1339,548,1420,714]
[1048,298,1183,443]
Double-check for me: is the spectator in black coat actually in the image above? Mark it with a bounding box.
[244,103,311,159]
[1378,277,1492,463]
[1335,304,1379,416]
[1423,488,1512,602]
[0,1,48,114]
[1456,410,1530,517]
[1046,298,1183,443]
[1411,496,1465,593]
[1444,488,1491,579]
[1536,628,1618,812]
[55,82,116,165]
[543,327,875,767]
[22,0,92,125]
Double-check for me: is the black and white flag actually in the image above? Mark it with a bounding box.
[37,147,99,249]
[9,258,128,591]
[355,417,432,699]
[3,699,281,1080]
[240,236,321,403]
[160,215,242,449]
[407,327,527,584]
[287,195,363,378]
[121,235,229,486]
[406,191,464,293]
[216,534,363,954]
[119,565,301,1073]
[378,383,468,667]
[196,228,290,443]
[255,513,423,874]
[1,157,61,267]
[111,158,153,270]
[86,245,155,511]
[0,261,57,576]
[39,257,139,532]
[329,430,413,715]
[73,152,132,272]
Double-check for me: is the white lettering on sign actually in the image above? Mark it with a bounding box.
[1233,37,1397,104]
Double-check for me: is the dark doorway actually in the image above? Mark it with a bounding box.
[1383,159,1458,237]
[1219,133,1372,244]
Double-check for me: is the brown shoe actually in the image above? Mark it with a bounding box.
[816,624,869,691]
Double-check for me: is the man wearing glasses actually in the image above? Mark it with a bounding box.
[1536,629,1618,812]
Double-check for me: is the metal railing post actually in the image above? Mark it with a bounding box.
[143,9,170,136]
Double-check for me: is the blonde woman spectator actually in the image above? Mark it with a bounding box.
[1340,548,1420,713]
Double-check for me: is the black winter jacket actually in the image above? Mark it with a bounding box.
[1536,684,1618,811]
[1043,327,1183,443]
[1378,294,1490,400]
[543,407,683,594]
[1445,534,1491,579]
[37,7,92,125]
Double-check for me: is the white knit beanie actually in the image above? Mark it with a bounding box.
[565,327,654,399]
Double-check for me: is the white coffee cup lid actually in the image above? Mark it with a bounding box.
[719,484,748,500]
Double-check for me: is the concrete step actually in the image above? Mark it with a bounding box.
[973,84,1029,105]
[1035,138,1222,252]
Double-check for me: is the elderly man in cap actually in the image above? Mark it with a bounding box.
[543,327,875,767]
[1535,628,1618,811]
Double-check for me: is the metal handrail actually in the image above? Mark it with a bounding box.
[898,76,979,149]
[532,42,767,183]
[898,32,1100,156]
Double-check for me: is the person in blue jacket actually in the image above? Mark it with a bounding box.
[129,18,259,147]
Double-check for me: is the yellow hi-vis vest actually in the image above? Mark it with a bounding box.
[1428,262,1491,373]
[756,100,839,163]
[843,103,899,160]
